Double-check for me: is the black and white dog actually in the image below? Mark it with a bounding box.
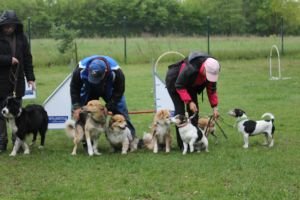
[1,97,48,156]
[228,108,275,148]
[171,113,208,155]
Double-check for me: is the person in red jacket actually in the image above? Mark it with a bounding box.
[165,52,220,149]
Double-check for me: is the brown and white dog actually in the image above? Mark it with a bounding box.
[198,117,217,143]
[143,109,172,153]
[106,114,138,154]
[65,100,107,156]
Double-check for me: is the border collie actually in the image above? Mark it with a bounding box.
[228,108,275,148]
[1,97,48,156]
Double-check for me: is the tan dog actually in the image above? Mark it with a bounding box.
[106,114,138,154]
[198,117,217,143]
[65,100,107,156]
[143,109,172,153]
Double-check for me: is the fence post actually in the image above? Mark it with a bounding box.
[123,16,127,64]
[207,16,210,55]
[280,16,284,55]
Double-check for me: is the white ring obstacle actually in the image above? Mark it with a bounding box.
[154,51,185,73]
[269,45,290,80]
[152,51,185,113]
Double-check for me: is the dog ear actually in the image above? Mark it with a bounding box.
[235,108,245,117]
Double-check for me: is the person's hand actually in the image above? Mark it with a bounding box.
[72,108,81,120]
[213,107,219,119]
[12,57,19,65]
[27,81,36,90]
[188,101,198,113]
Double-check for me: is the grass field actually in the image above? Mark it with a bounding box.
[0,37,299,200]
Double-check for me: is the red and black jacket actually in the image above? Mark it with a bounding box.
[166,57,218,108]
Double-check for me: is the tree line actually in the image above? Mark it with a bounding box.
[1,0,300,38]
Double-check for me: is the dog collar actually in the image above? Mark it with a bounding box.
[176,122,189,128]
[236,116,247,124]
[91,115,106,124]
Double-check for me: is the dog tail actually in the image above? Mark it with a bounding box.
[65,119,76,139]
[261,113,275,122]
[139,132,154,150]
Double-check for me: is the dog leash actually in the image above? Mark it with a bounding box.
[217,115,234,128]
[208,115,228,139]
[9,63,20,97]
[214,118,228,139]
[203,115,213,137]
[189,112,197,120]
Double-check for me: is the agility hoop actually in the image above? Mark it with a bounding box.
[153,51,185,115]
[269,45,290,80]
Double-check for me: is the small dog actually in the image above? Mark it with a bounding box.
[106,114,138,154]
[228,108,275,148]
[1,96,48,156]
[143,109,172,153]
[171,113,208,155]
[198,117,217,142]
[65,100,107,156]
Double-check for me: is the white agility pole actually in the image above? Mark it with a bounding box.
[269,45,290,80]
[153,51,185,116]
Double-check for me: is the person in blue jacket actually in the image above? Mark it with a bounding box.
[70,55,135,136]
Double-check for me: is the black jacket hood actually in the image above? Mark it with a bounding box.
[0,10,23,33]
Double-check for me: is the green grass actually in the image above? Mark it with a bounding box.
[0,37,300,200]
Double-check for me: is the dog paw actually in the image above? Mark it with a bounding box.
[38,146,44,149]
[71,152,77,156]
[88,151,94,156]
[243,145,249,149]
[94,151,102,156]
[121,151,127,155]
[9,152,16,156]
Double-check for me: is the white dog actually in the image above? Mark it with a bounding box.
[172,113,208,155]
[228,108,275,148]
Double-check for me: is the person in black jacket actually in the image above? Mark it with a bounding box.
[165,52,220,149]
[0,10,36,152]
[70,55,135,137]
